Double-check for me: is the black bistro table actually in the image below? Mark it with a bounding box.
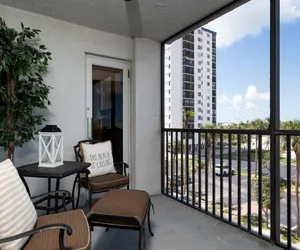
[17,161,90,213]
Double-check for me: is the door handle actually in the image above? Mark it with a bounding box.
[87,117,92,139]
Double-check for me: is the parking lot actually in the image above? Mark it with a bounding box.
[166,158,297,228]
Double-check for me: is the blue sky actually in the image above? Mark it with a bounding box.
[205,0,300,123]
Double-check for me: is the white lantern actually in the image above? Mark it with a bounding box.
[38,125,64,168]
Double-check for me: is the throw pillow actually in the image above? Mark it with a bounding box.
[0,159,37,250]
[80,141,116,177]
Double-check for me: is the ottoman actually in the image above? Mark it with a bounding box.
[87,189,154,250]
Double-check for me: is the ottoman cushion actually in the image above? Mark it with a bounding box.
[87,189,150,228]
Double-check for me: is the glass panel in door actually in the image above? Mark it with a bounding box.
[92,65,123,163]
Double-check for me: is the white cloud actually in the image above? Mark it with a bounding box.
[246,101,257,110]
[245,85,269,102]
[232,95,243,105]
[218,85,269,121]
[219,95,230,104]
[205,0,300,48]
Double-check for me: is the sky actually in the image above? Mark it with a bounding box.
[204,0,300,123]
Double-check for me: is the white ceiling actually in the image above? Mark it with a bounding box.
[0,0,239,42]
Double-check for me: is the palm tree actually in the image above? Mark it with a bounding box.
[182,109,195,195]
[281,120,300,237]
[249,119,268,176]
[201,123,217,169]
[183,109,195,130]
[236,122,248,151]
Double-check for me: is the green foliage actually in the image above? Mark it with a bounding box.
[281,227,300,244]
[252,176,271,209]
[0,18,51,154]
[182,108,194,129]
[169,140,182,154]
[241,214,268,229]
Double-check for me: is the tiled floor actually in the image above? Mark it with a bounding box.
[89,195,281,250]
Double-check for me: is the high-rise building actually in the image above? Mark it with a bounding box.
[165,27,217,130]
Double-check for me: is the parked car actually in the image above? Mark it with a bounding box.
[215,164,235,176]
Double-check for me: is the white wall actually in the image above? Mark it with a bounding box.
[0,5,161,197]
[132,38,161,195]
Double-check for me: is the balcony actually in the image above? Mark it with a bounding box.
[164,128,300,249]
[91,194,281,250]
[0,0,290,250]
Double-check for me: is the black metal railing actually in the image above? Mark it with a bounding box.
[162,128,300,249]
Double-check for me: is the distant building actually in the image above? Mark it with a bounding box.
[164,27,217,129]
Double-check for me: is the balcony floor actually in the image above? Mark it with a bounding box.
[90,194,281,250]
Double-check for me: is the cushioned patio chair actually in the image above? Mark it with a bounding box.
[0,159,91,250]
[73,140,130,209]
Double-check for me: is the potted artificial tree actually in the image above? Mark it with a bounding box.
[0,18,52,161]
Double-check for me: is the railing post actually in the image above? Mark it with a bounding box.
[161,43,165,194]
[270,0,280,244]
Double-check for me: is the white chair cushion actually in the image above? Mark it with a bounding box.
[80,141,116,177]
[0,159,37,250]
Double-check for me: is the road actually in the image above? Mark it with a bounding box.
[166,158,298,228]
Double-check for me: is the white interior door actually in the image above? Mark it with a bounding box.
[86,55,130,166]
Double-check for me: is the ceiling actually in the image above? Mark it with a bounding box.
[0,0,240,42]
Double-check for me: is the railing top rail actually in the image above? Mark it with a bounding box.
[163,128,300,136]
[163,128,270,135]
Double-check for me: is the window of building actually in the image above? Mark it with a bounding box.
[207,54,210,59]
[207,33,210,38]
[198,37,202,42]
[198,100,201,104]
[169,65,171,69]
[207,82,210,86]
[207,103,210,107]
[207,96,210,100]
[198,124,201,128]
[169,115,171,119]
[198,61,201,65]
[169,90,170,94]
[169,56,171,60]
[198,92,201,97]
[198,108,201,112]
[169,73,171,77]
[198,76,201,81]
[207,75,210,79]
[198,84,201,88]
[207,117,210,121]
[207,110,210,114]
[207,68,210,73]
[207,47,210,52]
[198,68,201,73]
[198,45,202,50]
[207,41,210,45]
[169,107,171,111]
[198,116,202,120]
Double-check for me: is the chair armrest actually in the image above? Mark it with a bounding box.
[114,162,129,175]
[31,190,72,210]
[0,224,72,250]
